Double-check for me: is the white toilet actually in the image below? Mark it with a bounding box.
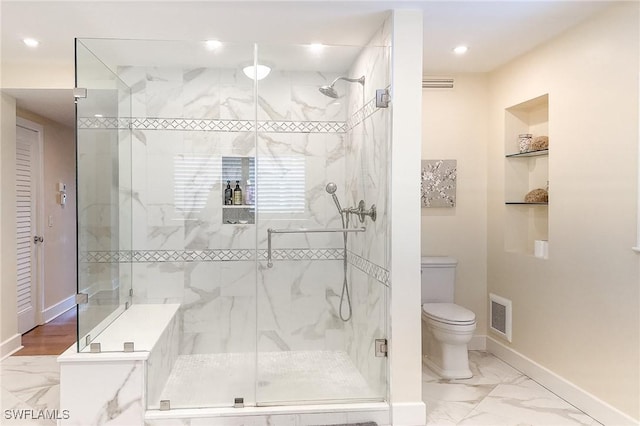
[421,256,476,379]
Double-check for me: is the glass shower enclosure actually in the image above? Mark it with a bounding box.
[75,35,391,411]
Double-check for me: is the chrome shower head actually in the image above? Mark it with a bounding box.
[325,182,338,194]
[319,85,339,98]
[318,75,365,98]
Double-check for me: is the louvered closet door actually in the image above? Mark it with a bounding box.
[16,125,40,334]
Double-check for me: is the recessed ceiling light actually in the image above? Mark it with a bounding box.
[243,64,271,81]
[205,40,222,51]
[23,38,39,48]
[308,43,326,53]
[453,45,468,55]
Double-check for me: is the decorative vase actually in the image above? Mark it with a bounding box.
[518,133,532,153]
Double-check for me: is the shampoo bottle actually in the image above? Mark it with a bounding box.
[233,180,243,205]
[224,181,233,205]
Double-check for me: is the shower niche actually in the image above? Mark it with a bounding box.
[65,33,392,426]
[222,156,255,225]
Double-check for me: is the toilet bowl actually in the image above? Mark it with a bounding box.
[421,257,476,379]
[421,302,476,379]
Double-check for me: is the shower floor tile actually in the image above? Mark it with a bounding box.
[159,350,378,408]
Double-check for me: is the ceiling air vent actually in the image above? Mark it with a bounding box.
[422,78,454,89]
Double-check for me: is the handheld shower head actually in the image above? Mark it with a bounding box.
[325,182,337,194]
[318,75,365,98]
[325,182,343,214]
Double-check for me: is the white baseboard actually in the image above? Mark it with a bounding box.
[468,334,486,351]
[43,295,75,323]
[487,336,639,426]
[391,401,426,426]
[1,333,22,360]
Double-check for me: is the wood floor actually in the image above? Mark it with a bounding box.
[14,308,77,356]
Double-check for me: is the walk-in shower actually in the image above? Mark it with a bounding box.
[68,34,392,424]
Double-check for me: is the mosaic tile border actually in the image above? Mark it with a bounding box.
[77,117,346,134]
[346,86,390,131]
[347,250,390,286]
[79,248,343,263]
[79,248,387,284]
[257,121,346,133]
[258,248,343,262]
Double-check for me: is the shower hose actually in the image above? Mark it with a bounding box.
[339,210,352,322]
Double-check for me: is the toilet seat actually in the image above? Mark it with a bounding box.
[422,303,476,326]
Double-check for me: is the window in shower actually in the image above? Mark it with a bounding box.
[220,155,306,214]
[173,154,219,215]
[256,155,305,214]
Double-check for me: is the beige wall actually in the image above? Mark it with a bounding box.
[1,94,18,353]
[421,74,489,337]
[17,108,76,316]
[2,63,73,89]
[487,3,639,420]
[0,97,76,355]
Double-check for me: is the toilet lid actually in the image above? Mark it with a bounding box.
[422,303,476,325]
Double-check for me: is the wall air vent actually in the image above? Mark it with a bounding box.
[489,293,512,342]
[422,78,454,89]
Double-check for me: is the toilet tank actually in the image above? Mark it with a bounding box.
[421,256,457,304]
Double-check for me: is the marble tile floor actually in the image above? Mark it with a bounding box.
[0,355,60,425]
[423,351,602,426]
[0,351,603,425]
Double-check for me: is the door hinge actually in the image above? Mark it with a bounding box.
[73,88,87,99]
[375,338,388,357]
[376,89,390,108]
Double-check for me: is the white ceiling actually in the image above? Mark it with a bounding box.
[1,1,613,127]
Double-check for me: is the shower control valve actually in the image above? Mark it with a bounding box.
[347,200,377,223]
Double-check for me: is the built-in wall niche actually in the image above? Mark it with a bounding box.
[504,94,549,258]
[222,156,255,225]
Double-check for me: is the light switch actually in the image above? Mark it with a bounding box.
[48,215,53,227]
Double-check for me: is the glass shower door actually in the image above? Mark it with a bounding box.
[254,42,390,406]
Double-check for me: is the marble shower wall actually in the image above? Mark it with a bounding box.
[108,61,350,355]
[343,15,392,397]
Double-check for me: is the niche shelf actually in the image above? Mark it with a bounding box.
[505,149,548,158]
[504,94,549,257]
[222,156,255,225]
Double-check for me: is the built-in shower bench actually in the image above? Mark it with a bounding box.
[57,304,180,425]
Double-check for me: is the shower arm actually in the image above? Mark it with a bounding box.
[330,76,365,87]
[266,227,366,268]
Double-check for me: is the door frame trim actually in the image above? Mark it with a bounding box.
[16,117,45,328]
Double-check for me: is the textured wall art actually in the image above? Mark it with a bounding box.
[421,159,457,207]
